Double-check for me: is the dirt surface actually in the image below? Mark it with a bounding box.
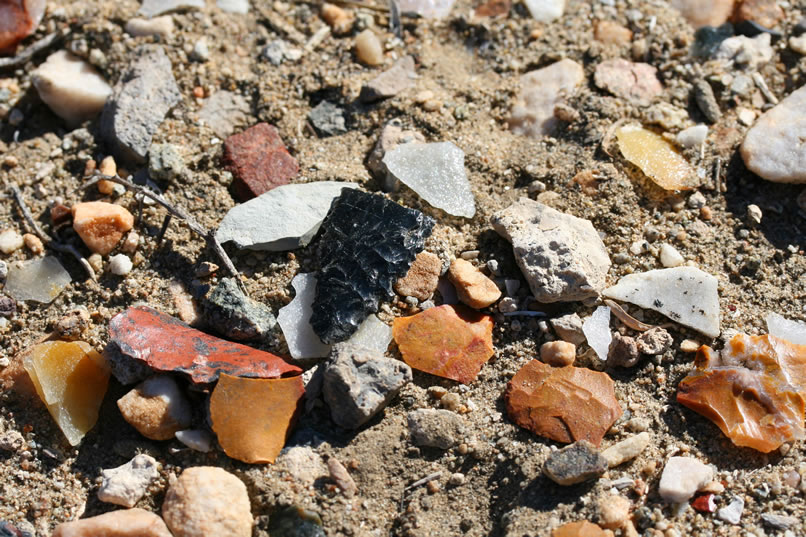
[1,0,806,536]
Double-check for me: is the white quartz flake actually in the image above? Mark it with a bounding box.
[658,456,713,503]
[5,256,71,303]
[582,306,611,361]
[348,315,393,353]
[382,142,476,218]
[278,273,332,360]
[766,312,806,345]
[216,182,358,251]
[603,266,720,338]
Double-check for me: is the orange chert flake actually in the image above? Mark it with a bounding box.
[23,341,110,446]
[210,373,304,464]
[392,304,494,384]
[506,360,622,447]
[677,333,806,453]
[72,201,135,255]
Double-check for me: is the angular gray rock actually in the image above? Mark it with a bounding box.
[360,56,416,102]
[199,91,250,138]
[491,198,611,302]
[216,182,358,251]
[382,142,476,218]
[323,343,412,429]
[101,45,181,163]
[309,100,347,137]
[550,313,586,345]
[543,440,608,486]
[97,454,159,508]
[148,143,183,181]
[407,409,465,449]
[201,277,276,341]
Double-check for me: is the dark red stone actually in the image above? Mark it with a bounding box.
[108,306,301,384]
[222,122,298,201]
[691,494,716,513]
[50,203,72,225]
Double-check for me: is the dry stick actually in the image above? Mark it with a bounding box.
[0,32,61,69]
[8,184,96,280]
[82,173,248,296]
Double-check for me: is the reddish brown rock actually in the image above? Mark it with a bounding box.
[677,334,806,453]
[733,0,784,29]
[393,251,441,301]
[108,306,301,385]
[393,304,494,384]
[0,0,45,55]
[506,360,622,447]
[223,123,298,201]
[72,201,135,255]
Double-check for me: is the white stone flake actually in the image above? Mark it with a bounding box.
[509,59,584,138]
[603,266,720,338]
[383,142,476,218]
[766,312,806,345]
[97,454,159,508]
[522,0,566,22]
[583,305,612,361]
[347,315,393,354]
[658,456,713,503]
[5,257,71,304]
[278,273,332,360]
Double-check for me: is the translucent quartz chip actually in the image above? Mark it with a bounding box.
[616,124,698,190]
[23,341,110,445]
[5,256,72,303]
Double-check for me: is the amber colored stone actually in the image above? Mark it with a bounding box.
[23,341,110,446]
[616,125,698,191]
[210,373,304,463]
[72,201,135,255]
[552,521,609,537]
[109,306,301,384]
[506,360,622,447]
[393,304,494,384]
[677,334,806,453]
[223,123,298,202]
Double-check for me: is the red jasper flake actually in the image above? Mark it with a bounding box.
[691,494,716,513]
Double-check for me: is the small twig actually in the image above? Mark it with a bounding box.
[0,32,61,69]
[399,472,441,509]
[8,184,96,280]
[604,299,656,332]
[156,215,172,245]
[82,173,248,296]
[255,5,307,45]
[751,72,778,105]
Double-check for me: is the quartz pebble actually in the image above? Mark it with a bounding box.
[766,312,806,345]
[0,230,24,254]
[539,341,576,367]
[715,34,774,71]
[543,440,608,485]
[716,496,744,524]
[522,0,565,22]
[600,432,651,468]
[603,267,720,338]
[72,202,134,255]
[117,375,193,440]
[125,16,174,38]
[658,456,713,503]
[676,125,708,149]
[407,408,466,449]
[394,251,441,301]
[366,121,425,189]
[109,254,133,276]
[659,244,684,267]
[594,59,662,105]
[509,59,585,138]
[162,467,252,537]
[97,454,159,508]
[447,259,500,308]
[217,0,249,14]
[5,256,72,303]
[383,142,476,218]
[583,306,612,362]
[52,508,172,537]
[32,51,112,127]
[492,198,611,302]
[355,30,383,66]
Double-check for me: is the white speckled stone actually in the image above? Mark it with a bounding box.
[98,454,159,508]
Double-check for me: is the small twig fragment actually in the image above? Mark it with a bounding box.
[0,31,62,69]
[604,299,656,332]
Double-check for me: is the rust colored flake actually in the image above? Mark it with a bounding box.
[392,304,494,384]
[108,306,301,384]
[677,333,806,453]
[210,373,304,463]
[0,0,45,55]
[506,360,622,447]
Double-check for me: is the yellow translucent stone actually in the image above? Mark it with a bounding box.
[23,341,110,446]
[616,124,698,190]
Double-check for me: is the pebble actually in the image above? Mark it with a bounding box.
[0,430,24,452]
[594,59,662,105]
[449,472,465,486]
[97,454,159,508]
[138,0,204,17]
[117,375,193,440]
[277,446,328,486]
[601,432,651,468]
[223,122,299,200]
[101,45,181,163]
[741,83,806,183]
[645,102,688,130]
[52,508,172,537]
[543,440,608,486]
[327,457,358,498]
[383,142,476,218]
[734,0,784,29]
[598,494,631,530]
[659,244,684,267]
[175,429,215,452]
[737,107,756,126]
[550,313,586,345]
[715,33,774,70]
[162,467,252,537]
[277,273,331,359]
[55,307,91,341]
[394,251,442,301]
[539,341,576,367]
[447,259,500,308]
[790,34,806,55]
[607,332,640,368]
[199,91,250,138]
[746,203,763,225]
[522,0,565,23]
[658,456,713,503]
[509,59,585,138]
[72,202,134,255]
[31,51,112,127]
[322,342,412,429]
[676,125,707,149]
[693,80,721,124]
[0,230,24,254]
[552,521,609,537]
[407,408,466,449]
[190,38,209,62]
[761,513,798,530]
[669,0,733,28]
[603,267,720,338]
[201,277,276,341]
[594,20,632,46]
[217,0,249,14]
[716,496,745,524]
[636,327,672,355]
[109,254,133,276]
[355,29,383,66]
[492,198,611,302]
[4,256,72,304]
[125,16,175,38]
[321,3,354,35]
[308,100,347,137]
[0,260,7,281]
[148,143,183,181]
[361,56,416,102]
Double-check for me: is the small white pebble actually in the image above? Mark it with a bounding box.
[676,125,708,149]
[0,230,24,255]
[659,244,684,267]
[747,204,762,225]
[109,254,133,276]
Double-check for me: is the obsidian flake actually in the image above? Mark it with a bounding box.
[311,189,435,344]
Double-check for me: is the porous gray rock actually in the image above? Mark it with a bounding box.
[360,56,416,102]
[201,277,276,341]
[491,198,611,302]
[97,454,159,508]
[408,409,465,449]
[148,143,184,181]
[636,327,673,355]
[101,45,181,163]
[323,342,412,429]
[309,100,346,136]
[543,440,608,485]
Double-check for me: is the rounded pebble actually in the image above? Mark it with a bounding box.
[539,340,576,367]
[109,254,133,276]
[355,30,383,66]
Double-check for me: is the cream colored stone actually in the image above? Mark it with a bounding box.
[601,432,651,468]
[355,30,383,66]
[598,494,631,530]
[448,258,501,309]
[125,16,175,38]
[52,508,172,537]
[117,375,192,440]
[539,340,576,367]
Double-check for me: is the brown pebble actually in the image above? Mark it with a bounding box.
[448,258,501,309]
[193,86,204,99]
[440,392,462,412]
[51,203,72,225]
[321,3,354,35]
[426,480,440,494]
[22,233,44,255]
[55,308,91,341]
[428,386,448,399]
[594,20,633,46]
[327,457,358,498]
[355,29,384,66]
[699,206,712,220]
[3,155,19,168]
[539,341,576,367]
